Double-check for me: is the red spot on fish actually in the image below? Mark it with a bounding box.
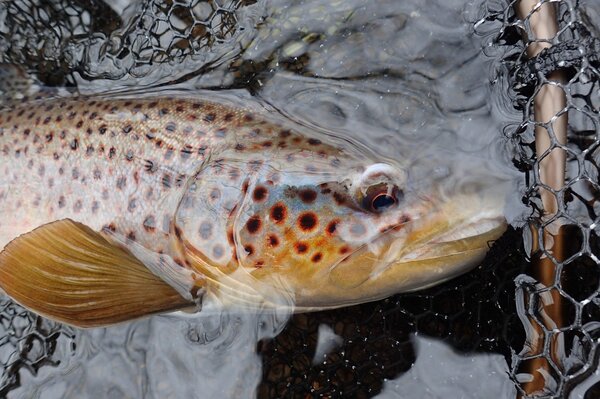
[311,253,323,263]
[299,189,317,203]
[267,234,279,247]
[298,212,318,232]
[295,242,309,254]
[253,186,268,202]
[326,220,339,236]
[246,216,262,234]
[270,203,287,224]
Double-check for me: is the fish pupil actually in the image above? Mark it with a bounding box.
[372,194,396,211]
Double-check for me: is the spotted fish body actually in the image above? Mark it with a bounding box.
[0,93,506,325]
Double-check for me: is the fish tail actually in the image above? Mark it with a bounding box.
[0,219,195,328]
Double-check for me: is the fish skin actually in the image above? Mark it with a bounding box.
[0,95,366,284]
[0,96,328,250]
[0,94,506,312]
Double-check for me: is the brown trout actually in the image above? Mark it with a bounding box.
[0,90,506,327]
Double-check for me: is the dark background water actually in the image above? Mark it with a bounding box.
[0,0,599,397]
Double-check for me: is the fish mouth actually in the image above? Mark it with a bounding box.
[395,217,507,263]
[292,192,508,310]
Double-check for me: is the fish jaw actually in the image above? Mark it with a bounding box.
[322,218,506,302]
[286,192,508,310]
[179,174,509,311]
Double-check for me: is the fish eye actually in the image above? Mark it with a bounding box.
[362,183,402,213]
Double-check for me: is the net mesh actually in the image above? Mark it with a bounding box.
[0,297,75,397]
[0,0,599,397]
[475,0,600,396]
[0,0,259,86]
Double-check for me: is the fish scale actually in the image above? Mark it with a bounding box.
[0,91,507,327]
[0,96,332,255]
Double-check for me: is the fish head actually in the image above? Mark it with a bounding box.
[174,137,507,309]
[234,161,411,271]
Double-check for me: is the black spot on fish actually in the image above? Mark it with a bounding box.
[180,145,193,159]
[299,189,317,203]
[298,212,318,232]
[162,173,172,188]
[253,186,268,202]
[295,242,308,254]
[246,216,262,234]
[116,176,127,189]
[144,159,158,173]
[268,234,279,247]
[326,220,339,235]
[271,203,287,224]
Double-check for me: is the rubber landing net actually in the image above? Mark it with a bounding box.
[0,0,599,397]
[476,0,600,396]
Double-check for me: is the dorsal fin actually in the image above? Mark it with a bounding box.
[0,220,195,328]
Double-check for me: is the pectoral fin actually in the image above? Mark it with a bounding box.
[0,219,195,328]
